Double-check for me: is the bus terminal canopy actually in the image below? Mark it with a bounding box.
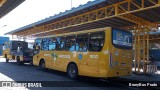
[4,0,160,74]
[5,0,160,39]
[0,0,25,19]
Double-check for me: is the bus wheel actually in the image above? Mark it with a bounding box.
[5,54,9,63]
[40,60,46,71]
[67,64,78,80]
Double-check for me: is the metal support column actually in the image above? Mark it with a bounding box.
[146,27,150,67]
[142,26,147,74]
[137,25,141,73]
[134,25,151,74]
[134,28,138,72]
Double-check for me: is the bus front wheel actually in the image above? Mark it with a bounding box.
[67,63,78,80]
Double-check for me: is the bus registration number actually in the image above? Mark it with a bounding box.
[90,55,98,59]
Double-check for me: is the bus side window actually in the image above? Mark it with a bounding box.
[56,37,65,51]
[65,36,76,51]
[89,32,105,52]
[76,34,89,52]
[42,38,49,50]
[49,38,56,50]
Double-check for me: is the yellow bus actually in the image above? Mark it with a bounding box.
[33,27,133,79]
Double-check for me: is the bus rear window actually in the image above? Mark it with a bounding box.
[112,29,132,49]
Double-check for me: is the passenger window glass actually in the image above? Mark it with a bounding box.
[76,34,89,52]
[49,38,56,50]
[42,38,49,50]
[56,37,65,50]
[65,36,76,51]
[89,32,105,52]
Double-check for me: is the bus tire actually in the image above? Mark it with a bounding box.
[67,63,78,80]
[17,57,23,65]
[39,60,46,71]
[5,54,9,63]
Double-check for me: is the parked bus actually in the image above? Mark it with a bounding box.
[33,27,133,79]
[2,41,33,65]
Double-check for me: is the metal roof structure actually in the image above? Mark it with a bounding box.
[0,0,25,19]
[5,0,160,37]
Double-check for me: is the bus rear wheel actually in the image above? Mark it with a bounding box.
[40,60,46,71]
[67,64,78,80]
[5,54,9,63]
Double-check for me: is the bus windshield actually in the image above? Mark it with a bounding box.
[112,29,132,49]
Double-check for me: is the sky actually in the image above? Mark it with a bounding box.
[0,0,94,37]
